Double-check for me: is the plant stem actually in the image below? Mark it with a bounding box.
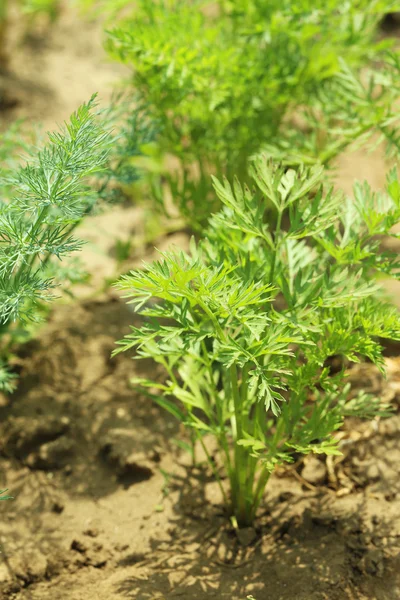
[250,417,286,520]
[200,339,233,482]
[250,466,271,522]
[229,363,250,526]
[161,353,229,506]
[269,208,283,284]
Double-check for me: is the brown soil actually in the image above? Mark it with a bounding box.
[0,5,400,600]
[0,2,125,129]
[0,297,400,600]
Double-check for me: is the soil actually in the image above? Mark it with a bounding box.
[0,298,399,600]
[0,2,125,129]
[0,5,400,600]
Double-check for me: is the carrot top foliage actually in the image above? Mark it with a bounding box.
[106,0,400,227]
[116,159,400,526]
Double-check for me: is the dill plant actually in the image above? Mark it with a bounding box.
[0,95,111,392]
[105,0,400,227]
[115,158,400,527]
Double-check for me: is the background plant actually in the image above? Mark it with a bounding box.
[104,0,400,228]
[0,94,111,392]
[115,158,400,527]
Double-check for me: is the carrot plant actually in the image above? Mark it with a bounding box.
[0,95,111,392]
[105,0,400,227]
[115,158,400,526]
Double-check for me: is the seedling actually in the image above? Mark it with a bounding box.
[106,0,400,227]
[0,94,111,391]
[115,159,400,526]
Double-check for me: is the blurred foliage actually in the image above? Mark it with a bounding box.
[19,0,60,20]
[0,0,60,22]
[99,0,400,228]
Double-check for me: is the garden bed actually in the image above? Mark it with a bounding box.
[1,4,400,600]
[0,297,399,599]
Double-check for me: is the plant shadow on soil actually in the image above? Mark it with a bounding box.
[0,298,399,600]
[1,297,177,494]
[114,464,400,600]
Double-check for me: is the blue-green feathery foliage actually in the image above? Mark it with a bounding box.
[0,95,111,392]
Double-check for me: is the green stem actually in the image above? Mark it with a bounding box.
[246,399,265,511]
[162,351,229,505]
[201,339,233,481]
[229,363,250,526]
[250,417,286,520]
[15,164,67,279]
[197,298,226,342]
[161,354,228,505]
[269,209,283,285]
[250,466,271,522]
[14,205,50,280]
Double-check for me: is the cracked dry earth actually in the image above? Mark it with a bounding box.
[0,297,399,600]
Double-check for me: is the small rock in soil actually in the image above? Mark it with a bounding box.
[25,437,75,470]
[236,527,257,547]
[301,456,327,485]
[383,448,400,463]
[379,416,400,436]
